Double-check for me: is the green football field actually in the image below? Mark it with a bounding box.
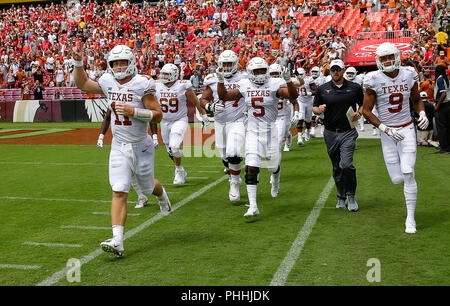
[0,123,449,286]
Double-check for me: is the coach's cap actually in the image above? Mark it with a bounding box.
[329,59,345,70]
[420,91,428,99]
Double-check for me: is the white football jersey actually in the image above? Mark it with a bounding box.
[273,77,291,118]
[237,78,286,131]
[98,73,155,144]
[297,76,316,104]
[363,66,418,126]
[203,71,248,123]
[310,75,326,87]
[155,80,192,121]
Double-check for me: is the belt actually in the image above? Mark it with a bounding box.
[391,120,413,128]
[325,126,354,133]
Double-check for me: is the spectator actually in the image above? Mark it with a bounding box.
[434,65,450,154]
[416,92,435,146]
[32,80,43,100]
[419,72,435,102]
[21,80,31,100]
[189,70,202,91]
[434,50,450,68]
[435,27,449,45]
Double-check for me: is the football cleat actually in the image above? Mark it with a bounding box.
[297,134,304,145]
[310,126,316,138]
[336,199,346,209]
[286,133,292,147]
[283,144,290,152]
[405,218,417,234]
[304,129,311,142]
[270,172,280,198]
[173,168,187,185]
[347,196,359,212]
[134,195,148,209]
[100,238,124,257]
[372,129,378,136]
[244,206,260,218]
[229,178,242,202]
[158,192,172,216]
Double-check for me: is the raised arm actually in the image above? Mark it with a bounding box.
[72,46,104,94]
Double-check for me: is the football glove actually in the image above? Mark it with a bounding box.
[152,134,159,149]
[379,124,405,141]
[281,66,292,83]
[291,111,300,126]
[417,111,429,130]
[215,68,225,83]
[201,113,211,129]
[96,134,104,149]
[205,101,225,115]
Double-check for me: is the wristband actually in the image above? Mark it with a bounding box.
[134,108,154,121]
[152,134,158,140]
[378,123,387,132]
[72,59,84,67]
[98,133,104,140]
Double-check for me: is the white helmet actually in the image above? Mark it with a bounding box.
[218,50,238,78]
[310,66,320,79]
[419,91,428,99]
[159,63,179,84]
[344,67,357,80]
[297,67,306,79]
[107,45,137,80]
[247,57,269,85]
[375,42,401,73]
[269,63,282,78]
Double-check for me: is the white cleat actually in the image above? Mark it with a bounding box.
[372,129,377,136]
[223,167,228,174]
[100,238,124,257]
[134,195,148,208]
[360,125,365,131]
[244,206,260,218]
[283,144,290,152]
[304,129,311,142]
[173,168,187,185]
[286,133,292,147]
[158,192,172,216]
[270,173,280,198]
[320,125,324,135]
[405,218,417,234]
[297,134,304,145]
[229,178,242,202]
[310,127,316,138]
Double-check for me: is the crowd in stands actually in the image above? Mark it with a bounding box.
[0,0,447,99]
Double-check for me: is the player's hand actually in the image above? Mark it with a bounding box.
[417,111,429,130]
[215,68,224,83]
[318,104,326,114]
[115,102,134,117]
[152,134,159,148]
[352,111,361,121]
[291,111,300,126]
[96,134,104,149]
[206,101,225,115]
[201,113,211,129]
[282,65,292,83]
[379,124,405,141]
[72,45,84,61]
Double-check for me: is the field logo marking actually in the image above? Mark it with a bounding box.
[66,258,81,283]
[366,258,381,283]
[270,176,334,286]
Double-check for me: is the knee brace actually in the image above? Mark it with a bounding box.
[296,120,304,130]
[244,166,259,185]
[227,156,243,165]
[170,146,183,158]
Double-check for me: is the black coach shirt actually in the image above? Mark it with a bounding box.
[313,79,364,131]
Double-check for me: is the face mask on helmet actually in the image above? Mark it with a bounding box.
[269,64,282,78]
[375,43,401,73]
[218,50,238,78]
[107,45,137,80]
[297,68,306,78]
[159,64,179,84]
[247,58,269,85]
[311,67,320,79]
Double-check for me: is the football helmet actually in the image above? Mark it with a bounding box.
[297,68,306,79]
[344,67,357,81]
[310,66,320,79]
[159,63,179,84]
[218,50,238,78]
[269,63,282,78]
[247,57,269,85]
[107,45,137,80]
[375,42,400,73]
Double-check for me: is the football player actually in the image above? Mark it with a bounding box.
[362,42,429,234]
[217,57,298,218]
[200,50,247,202]
[155,63,210,185]
[72,44,172,257]
[345,66,367,132]
[308,66,326,138]
[269,63,300,152]
[96,111,160,208]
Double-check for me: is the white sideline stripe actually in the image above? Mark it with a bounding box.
[0,161,220,169]
[186,177,209,180]
[270,176,334,286]
[36,174,228,286]
[92,212,140,216]
[60,225,111,230]
[0,196,137,204]
[23,242,83,248]
[0,264,41,270]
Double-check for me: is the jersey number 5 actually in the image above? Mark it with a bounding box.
[251,97,265,117]
[388,93,403,113]
[111,102,132,126]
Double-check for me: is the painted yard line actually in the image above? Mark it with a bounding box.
[92,212,140,216]
[0,128,73,139]
[60,225,111,230]
[36,174,228,286]
[186,177,210,180]
[193,170,221,173]
[0,196,137,204]
[0,161,220,169]
[23,242,83,248]
[270,176,334,286]
[0,264,41,270]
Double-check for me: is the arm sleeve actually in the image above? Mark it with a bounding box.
[313,87,322,107]
[356,85,364,107]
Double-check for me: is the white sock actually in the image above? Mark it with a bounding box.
[157,187,167,201]
[403,173,417,221]
[175,165,184,171]
[230,174,241,183]
[112,225,124,243]
[247,185,257,209]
